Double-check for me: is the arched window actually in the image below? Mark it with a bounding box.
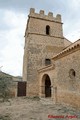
[45,59,51,65]
[46,25,50,35]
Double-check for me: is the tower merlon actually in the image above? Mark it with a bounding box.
[39,10,44,15]
[48,12,53,17]
[30,8,35,14]
[29,8,62,23]
[56,14,61,22]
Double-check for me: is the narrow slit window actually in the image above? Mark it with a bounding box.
[46,25,50,35]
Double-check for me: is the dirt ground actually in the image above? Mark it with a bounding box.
[0,97,80,120]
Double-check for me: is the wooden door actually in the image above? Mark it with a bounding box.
[17,82,26,97]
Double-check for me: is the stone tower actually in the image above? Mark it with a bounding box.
[23,8,64,96]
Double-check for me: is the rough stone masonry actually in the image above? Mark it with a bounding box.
[23,8,80,108]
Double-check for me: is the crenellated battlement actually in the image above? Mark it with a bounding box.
[29,8,62,23]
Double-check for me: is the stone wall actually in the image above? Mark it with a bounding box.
[54,49,80,108]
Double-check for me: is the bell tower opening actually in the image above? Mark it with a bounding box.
[46,25,50,35]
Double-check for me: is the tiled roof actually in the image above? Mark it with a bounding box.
[52,39,80,60]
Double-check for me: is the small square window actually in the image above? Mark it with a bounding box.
[45,59,51,65]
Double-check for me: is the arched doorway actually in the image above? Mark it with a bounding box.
[45,75,51,97]
[40,74,51,98]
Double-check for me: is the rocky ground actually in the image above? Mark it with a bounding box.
[0,97,80,120]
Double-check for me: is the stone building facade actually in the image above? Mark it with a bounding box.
[23,8,80,108]
[38,40,80,108]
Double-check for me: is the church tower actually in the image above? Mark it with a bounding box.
[23,8,64,96]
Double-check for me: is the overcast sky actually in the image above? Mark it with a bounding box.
[0,0,80,76]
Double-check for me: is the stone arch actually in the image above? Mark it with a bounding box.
[40,74,52,98]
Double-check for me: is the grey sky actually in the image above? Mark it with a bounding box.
[0,0,80,76]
